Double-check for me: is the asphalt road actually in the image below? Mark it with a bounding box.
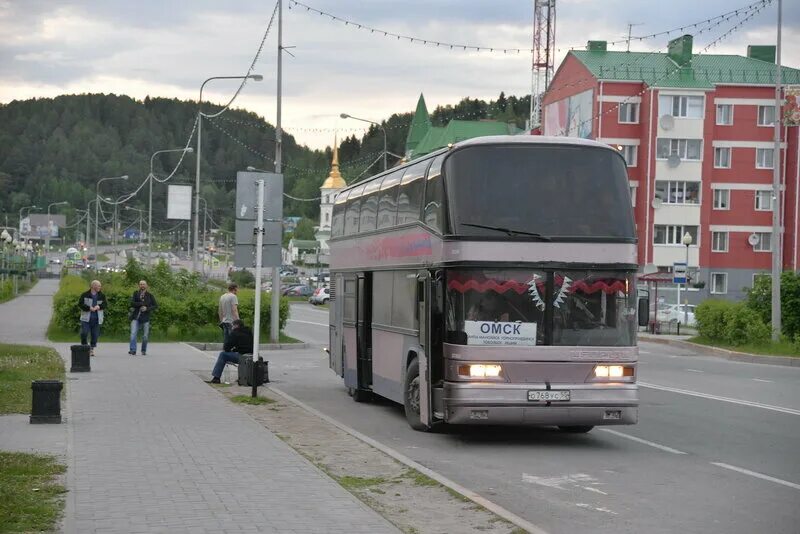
[280,303,800,534]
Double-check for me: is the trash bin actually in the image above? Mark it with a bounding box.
[237,355,269,386]
[30,380,63,424]
[70,344,91,372]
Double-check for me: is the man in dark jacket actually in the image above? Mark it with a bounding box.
[208,319,254,383]
[78,279,107,356]
[129,280,158,356]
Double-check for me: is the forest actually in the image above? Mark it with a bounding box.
[0,92,531,239]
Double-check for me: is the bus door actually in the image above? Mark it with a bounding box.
[329,274,344,376]
[417,270,433,426]
[356,273,373,391]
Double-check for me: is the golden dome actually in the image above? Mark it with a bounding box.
[321,141,347,190]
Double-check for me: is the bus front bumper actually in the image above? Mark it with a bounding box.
[442,382,638,426]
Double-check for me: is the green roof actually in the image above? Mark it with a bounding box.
[570,50,800,88]
[411,120,521,158]
[405,94,432,156]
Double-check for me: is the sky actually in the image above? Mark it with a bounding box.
[0,0,798,150]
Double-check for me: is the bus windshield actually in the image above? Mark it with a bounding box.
[445,144,635,240]
[446,269,636,347]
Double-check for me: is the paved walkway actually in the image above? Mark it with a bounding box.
[0,280,398,533]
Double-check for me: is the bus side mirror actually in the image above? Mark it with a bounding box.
[637,298,650,327]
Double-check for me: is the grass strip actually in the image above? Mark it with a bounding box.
[0,344,65,414]
[688,336,800,357]
[0,451,67,533]
[231,395,276,405]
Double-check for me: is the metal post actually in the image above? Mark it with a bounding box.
[86,202,91,258]
[684,243,690,325]
[113,202,118,269]
[148,173,153,266]
[271,0,283,344]
[252,179,265,397]
[94,196,99,268]
[194,113,202,273]
[771,0,783,341]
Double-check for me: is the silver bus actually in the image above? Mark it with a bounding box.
[327,136,645,432]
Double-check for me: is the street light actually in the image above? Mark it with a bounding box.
[194,74,263,272]
[125,205,145,249]
[150,147,193,265]
[682,231,693,326]
[95,175,128,268]
[46,201,68,260]
[340,113,387,171]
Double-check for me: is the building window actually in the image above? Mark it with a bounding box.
[711,272,728,294]
[653,225,698,245]
[654,181,700,204]
[753,232,772,252]
[629,185,637,207]
[619,103,640,124]
[757,105,776,126]
[325,212,330,223]
[755,190,773,211]
[620,145,637,167]
[656,138,702,160]
[756,148,774,169]
[711,231,728,252]
[659,95,704,118]
[714,147,731,168]
[713,189,730,210]
[716,104,733,125]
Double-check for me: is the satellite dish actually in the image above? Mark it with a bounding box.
[651,197,663,209]
[747,233,760,246]
[667,154,682,168]
[659,114,675,130]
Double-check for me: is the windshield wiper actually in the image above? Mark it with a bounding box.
[461,222,551,241]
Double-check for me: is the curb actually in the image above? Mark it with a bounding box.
[639,335,800,367]
[186,342,310,351]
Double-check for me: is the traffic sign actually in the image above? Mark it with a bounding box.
[673,262,687,284]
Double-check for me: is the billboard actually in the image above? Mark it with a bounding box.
[167,185,192,220]
[543,89,594,138]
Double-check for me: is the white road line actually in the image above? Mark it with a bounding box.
[598,428,687,455]
[639,382,800,416]
[686,369,704,373]
[287,319,329,327]
[639,351,651,354]
[711,462,800,491]
[752,378,774,383]
[582,486,609,495]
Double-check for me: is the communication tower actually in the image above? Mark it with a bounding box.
[530,0,556,132]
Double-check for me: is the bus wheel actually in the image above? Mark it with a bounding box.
[558,426,594,434]
[404,358,430,432]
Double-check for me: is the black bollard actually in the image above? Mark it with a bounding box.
[70,344,91,372]
[30,380,63,424]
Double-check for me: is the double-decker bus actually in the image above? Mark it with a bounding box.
[327,136,646,432]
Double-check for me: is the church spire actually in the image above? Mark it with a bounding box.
[321,135,346,189]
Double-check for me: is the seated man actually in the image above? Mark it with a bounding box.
[467,291,510,322]
[207,319,254,384]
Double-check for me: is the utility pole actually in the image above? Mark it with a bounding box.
[626,22,643,52]
[771,0,783,341]
[271,0,283,344]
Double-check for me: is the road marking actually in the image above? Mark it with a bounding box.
[711,462,800,491]
[522,473,596,490]
[639,351,651,354]
[575,503,617,515]
[752,378,773,383]
[640,382,800,416]
[598,428,687,455]
[582,486,608,495]
[686,369,704,373]
[287,319,329,327]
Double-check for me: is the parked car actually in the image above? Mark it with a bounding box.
[658,304,696,326]
[286,285,313,297]
[309,286,330,305]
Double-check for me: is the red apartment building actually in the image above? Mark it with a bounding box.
[543,35,800,301]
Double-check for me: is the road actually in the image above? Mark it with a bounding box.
[280,303,800,534]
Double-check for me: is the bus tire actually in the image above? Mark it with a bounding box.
[404,358,430,432]
[558,425,594,434]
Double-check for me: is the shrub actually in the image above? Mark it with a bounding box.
[229,269,255,288]
[745,271,800,339]
[722,304,764,346]
[695,299,734,341]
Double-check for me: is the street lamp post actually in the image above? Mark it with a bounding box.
[340,113,387,171]
[150,147,193,266]
[95,175,128,268]
[46,201,68,261]
[194,74,262,273]
[198,197,208,275]
[682,232,693,325]
[125,206,145,248]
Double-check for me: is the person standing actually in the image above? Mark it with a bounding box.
[78,280,107,356]
[218,282,239,343]
[207,319,253,384]
[129,280,158,356]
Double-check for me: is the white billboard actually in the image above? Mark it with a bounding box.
[167,185,192,220]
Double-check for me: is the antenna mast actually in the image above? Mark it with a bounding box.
[530,0,556,132]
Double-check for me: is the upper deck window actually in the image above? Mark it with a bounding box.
[331,190,349,238]
[377,170,402,230]
[445,144,635,241]
[423,155,447,233]
[397,161,429,225]
[344,184,366,236]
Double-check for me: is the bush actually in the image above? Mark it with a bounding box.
[696,299,771,346]
[229,269,255,289]
[745,271,800,339]
[722,304,762,345]
[695,299,734,341]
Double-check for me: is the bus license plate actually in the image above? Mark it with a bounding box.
[528,390,570,402]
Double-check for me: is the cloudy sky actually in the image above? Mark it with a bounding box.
[1,0,797,150]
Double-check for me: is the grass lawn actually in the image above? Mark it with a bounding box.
[0,451,67,533]
[0,344,65,414]
[0,277,36,304]
[689,336,800,358]
[46,324,300,344]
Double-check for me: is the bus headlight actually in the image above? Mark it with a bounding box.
[594,365,633,379]
[458,364,503,378]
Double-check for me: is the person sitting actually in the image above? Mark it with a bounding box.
[467,291,510,322]
[207,319,253,384]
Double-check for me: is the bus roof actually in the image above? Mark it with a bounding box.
[451,134,617,151]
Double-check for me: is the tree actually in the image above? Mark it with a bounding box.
[292,218,316,240]
[744,271,800,339]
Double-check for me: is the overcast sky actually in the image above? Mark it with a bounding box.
[1,0,797,150]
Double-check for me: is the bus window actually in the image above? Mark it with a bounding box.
[423,155,446,233]
[359,179,381,233]
[331,190,349,238]
[377,170,402,230]
[344,184,366,235]
[392,271,417,329]
[397,161,428,225]
[371,271,393,326]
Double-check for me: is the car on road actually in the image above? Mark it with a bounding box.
[309,286,330,305]
[286,285,313,297]
[657,304,696,325]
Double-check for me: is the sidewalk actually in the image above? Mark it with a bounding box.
[0,280,398,533]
